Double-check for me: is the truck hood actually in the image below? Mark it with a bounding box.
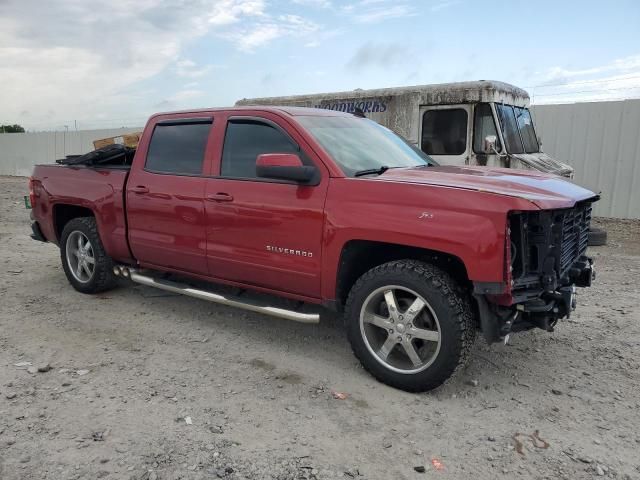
[376,165,598,210]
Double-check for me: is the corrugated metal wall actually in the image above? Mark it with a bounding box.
[0,128,142,177]
[531,100,640,219]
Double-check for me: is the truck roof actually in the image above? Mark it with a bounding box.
[150,105,351,120]
[236,80,531,108]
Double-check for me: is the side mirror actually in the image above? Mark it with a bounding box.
[483,135,498,154]
[256,153,316,183]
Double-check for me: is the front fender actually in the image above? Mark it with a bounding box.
[320,178,538,301]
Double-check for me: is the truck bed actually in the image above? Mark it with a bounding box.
[31,164,133,264]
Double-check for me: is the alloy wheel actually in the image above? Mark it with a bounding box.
[359,285,441,374]
[66,231,96,283]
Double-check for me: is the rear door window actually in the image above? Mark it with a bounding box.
[145,121,212,175]
[421,109,468,155]
[221,120,298,179]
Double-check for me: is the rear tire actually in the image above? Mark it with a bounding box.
[345,260,475,392]
[60,217,116,294]
[588,227,607,246]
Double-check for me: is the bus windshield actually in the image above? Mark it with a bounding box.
[495,104,539,154]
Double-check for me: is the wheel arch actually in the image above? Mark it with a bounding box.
[334,240,472,310]
[53,204,95,242]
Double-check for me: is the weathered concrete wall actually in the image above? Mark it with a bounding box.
[0,128,142,176]
[531,100,640,219]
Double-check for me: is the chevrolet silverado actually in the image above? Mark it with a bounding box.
[29,106,598,391]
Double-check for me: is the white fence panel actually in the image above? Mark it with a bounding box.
[531,100,640,219]
[0,128,142,177]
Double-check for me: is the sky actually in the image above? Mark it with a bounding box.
[1,0,640,131]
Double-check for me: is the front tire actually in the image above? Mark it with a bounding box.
[345,260,475,392]
[60,217,116,294]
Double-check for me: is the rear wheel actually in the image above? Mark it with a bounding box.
[345,260,475,392]
[60,217,116,293]
[588,227,607,246]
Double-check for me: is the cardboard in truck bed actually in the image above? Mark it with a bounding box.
[93,132,142,150]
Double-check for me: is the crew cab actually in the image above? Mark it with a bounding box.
[29,106,598,392]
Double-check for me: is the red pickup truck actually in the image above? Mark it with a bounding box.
[29,106,598,391]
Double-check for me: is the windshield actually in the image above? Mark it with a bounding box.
[495,104,539,154]
[296,115,436,177]
[514,107,539,153]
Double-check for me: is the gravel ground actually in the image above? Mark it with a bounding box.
[1,175,639,480]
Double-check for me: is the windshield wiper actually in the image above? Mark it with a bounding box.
[354,166,391,177]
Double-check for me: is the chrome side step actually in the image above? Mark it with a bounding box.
[113,266,320,324]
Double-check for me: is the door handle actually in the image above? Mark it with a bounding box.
[131,185,149,194]
[206,193,234,202]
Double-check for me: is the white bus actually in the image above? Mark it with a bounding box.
[237,80,573,177]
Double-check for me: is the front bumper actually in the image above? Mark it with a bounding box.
[474,257,595,343]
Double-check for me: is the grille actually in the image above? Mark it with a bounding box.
[509,200,595,297]
[559,203,592,275]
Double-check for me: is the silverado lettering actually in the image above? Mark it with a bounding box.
[267,245,313,257]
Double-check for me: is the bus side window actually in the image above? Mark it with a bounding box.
[421,109,468,155]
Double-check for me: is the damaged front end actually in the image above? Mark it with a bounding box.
[475,198,598,343]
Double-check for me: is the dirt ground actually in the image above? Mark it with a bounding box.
[1,175,639,480]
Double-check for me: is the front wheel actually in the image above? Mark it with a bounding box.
[345,260,475,392]
[60,217,117,294]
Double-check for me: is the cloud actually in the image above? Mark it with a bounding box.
[346,42,413,70]
[175,60,213,78]
[0,0,316,129]
[530,54,640,104]
[430,0,461,12]
[342,1,416,24]
[537,54,640,85]
[220,14,319,52]
[152,87,207,112]
[171,89,205,102]
[291,0,332,7]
